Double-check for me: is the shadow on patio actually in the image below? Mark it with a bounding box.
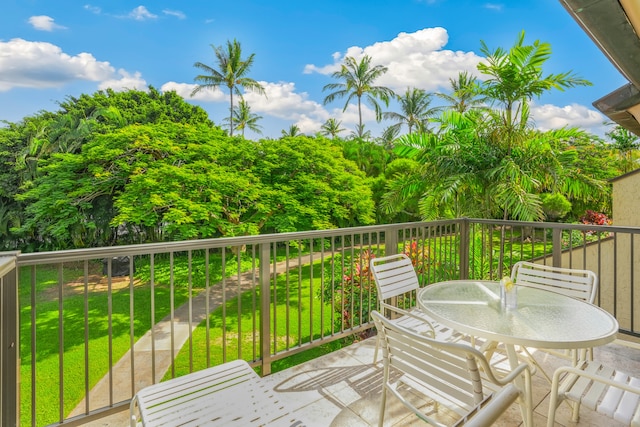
[91,336,640,426]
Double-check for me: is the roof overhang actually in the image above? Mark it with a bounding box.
[560,0,640,136]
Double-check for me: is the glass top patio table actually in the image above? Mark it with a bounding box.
[417,280,619,350]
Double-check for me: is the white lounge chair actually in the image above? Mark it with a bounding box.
[130,359,305,426]
[372,310,533,426]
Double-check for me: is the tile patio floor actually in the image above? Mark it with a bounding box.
[88,336,640,426]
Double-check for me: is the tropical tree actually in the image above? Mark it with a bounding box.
[322,55,395,138]
[225,99,263,138]
[0,87,222,251]
[320,118,345,138]
[192,39,266,136]
[385,112,606,223]
[384,31,602,224]
[477,30,591,157]
[377,125,400,153]
[281,124,302,138]
[435,71,488,113]
[383,87,438,134]
[341,138,387,177]
[348,124,372,141]
[606,124,640,173]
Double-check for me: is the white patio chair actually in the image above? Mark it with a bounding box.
[512,261,598,304]
[509,261,599,378]
[370,254,463,364]
[371,310,533,427]
[547,345,640,426]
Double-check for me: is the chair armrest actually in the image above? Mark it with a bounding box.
[553,360,640,397]
[459,384,521,427]
[378,302,436,337]
[482,360,531,387]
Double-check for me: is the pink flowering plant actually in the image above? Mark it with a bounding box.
[579,210,613,236]
[321,240,436,337]
[580,210,612,226]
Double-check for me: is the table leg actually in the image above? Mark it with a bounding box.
[506,344,533,427]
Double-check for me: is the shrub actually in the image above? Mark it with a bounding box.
[321,240,434,337]
[579,210,612,226]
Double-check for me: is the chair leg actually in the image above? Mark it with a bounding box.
[378,365,389,427]
[571,400,581,422]
[374,334,380,364]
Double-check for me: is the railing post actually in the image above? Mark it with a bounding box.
[258,243,272,376]
[1,253,20,427]
[459,219,470,280]
[383,227,398,256]
[552,228,562,267]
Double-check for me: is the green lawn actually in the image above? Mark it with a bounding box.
[18,230,564,425]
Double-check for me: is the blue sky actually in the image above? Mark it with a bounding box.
[0,0,628,139]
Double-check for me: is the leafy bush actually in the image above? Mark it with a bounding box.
[541,193,572,221]
[579,210,612,226]
[321,241,434,337]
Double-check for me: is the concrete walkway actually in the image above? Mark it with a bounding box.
[69,253,324,426]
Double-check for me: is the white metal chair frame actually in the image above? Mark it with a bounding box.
[510,261,599,379]
[547,341,640,426]
[370,254,461,363]
[372,310,533,427]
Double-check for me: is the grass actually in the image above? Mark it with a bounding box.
[19,266,187,426]
[17,249,260,426]
[167,259,340,378]
[18,229,564,425]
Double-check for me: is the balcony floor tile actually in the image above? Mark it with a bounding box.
[85,336,639,426]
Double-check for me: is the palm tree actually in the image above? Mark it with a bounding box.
[224,99,263,138]
[191,39,266,137]
[378,125,400,153]
[320,118,345,138]
[606,124,640,173]
[477,30,591,155]
[383,32,600,271]
[383,87,438,134]
[435,71,488,113]
[348,124,372,141]
[322,55,395,138]
[281,124,302,138]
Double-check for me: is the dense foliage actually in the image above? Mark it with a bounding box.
[1,89,376,251]
[1,31,636,253]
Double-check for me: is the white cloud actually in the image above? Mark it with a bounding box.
[294,114,323,135]
[84,4,102,14]
[243,82,328,121]
[484,3,504,11]
[98,70,147,91]
[161,81,226,102]
[127,6,157,21]
[0,39,116,91]
[305,28,484,94]
[28,16,67,31]
[531,102,606,135]
[163,9,186,19]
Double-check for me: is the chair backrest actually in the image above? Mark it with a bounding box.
[511,261,598,303]
[370,254,420,301]
[371,310,490,409]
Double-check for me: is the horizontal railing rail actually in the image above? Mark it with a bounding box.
[2,218,639,426]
